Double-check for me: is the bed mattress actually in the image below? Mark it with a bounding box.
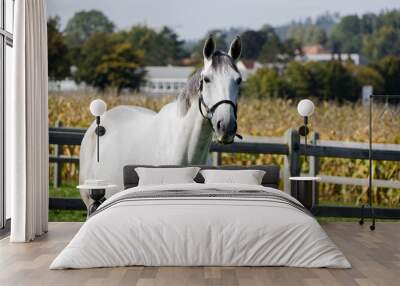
[50,183,350,269]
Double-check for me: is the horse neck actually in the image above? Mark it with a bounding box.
[173,97,213,164]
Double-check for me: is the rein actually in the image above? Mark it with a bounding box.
[198,78,242,140]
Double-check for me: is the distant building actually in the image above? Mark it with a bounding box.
[49,66,89,92]
[296,44,366,65]
[302,45,330,55]
[48,78,88,92]
[141,66,195,95]
[296,53,364,65]
[236,60,263,80]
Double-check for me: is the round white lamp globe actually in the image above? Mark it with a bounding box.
[297,99,315,117]
[90,99,107,117]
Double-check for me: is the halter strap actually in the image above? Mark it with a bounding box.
[198,78,243,140]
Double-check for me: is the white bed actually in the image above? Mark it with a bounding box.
[50,183,350,269]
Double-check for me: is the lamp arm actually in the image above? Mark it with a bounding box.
[96,116,100,163]
[304,116,308,157]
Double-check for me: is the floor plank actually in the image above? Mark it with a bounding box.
[0,222,399,286]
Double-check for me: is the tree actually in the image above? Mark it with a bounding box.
[323,60,360,102]
[273,9,400,61]
[380,10,400,30]
[243,60,373,102]
[287,25,327,46]
[345,63,384,94]
[159,26,187,61]
[282,38,303,59]
[73,32,111,85]
[362,26,400,61]
[304,62,328,99]
[373,56,400,95]
[258,38,282,63]
[64,10,115,50]
[324,9,400,60]
[360,13,379,34]
[128,25,186,65]
[96,43,146,93]
[274,12,338,42]
[315,12,340,32]
[284,61,360,101]
[240,30,267,59]
[47,16,70,80]
[257,26,284,63]
[74,32,145,93]
[329,15,362,53]
[309,26,327,45]
[284,61,314,99]
[242,68,287,99]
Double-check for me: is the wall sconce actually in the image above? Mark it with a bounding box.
[90,99,107,162]
[297,99,315,155]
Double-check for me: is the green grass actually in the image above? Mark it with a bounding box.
[49,182,79,198]
[318,200,399,209]
[49,182,85,221]
[49,210,86,222]
[317,217,399,223]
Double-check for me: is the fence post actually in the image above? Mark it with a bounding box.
[53,120,63,188]
[283,128,301,194]
[212,152,222,166]
[309,132,320,205]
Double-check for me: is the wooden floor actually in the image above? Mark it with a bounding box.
[0,222,399,286]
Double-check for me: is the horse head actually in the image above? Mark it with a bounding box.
[199,36,242,144]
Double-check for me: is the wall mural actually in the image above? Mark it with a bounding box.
[79,36,243,207]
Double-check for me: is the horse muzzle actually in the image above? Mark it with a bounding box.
[215,118,237,144]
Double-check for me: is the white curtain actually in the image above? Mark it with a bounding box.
[8,0,49,242]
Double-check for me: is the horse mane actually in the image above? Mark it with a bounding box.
[177,50,238,116]
[177,69,202,116]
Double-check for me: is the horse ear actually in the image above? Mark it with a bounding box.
[203,36,216,60]
[228,36,242,61]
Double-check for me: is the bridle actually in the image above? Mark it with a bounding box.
[197,76,242,140]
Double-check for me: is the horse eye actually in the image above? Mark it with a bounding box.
[204,76,211,83]
[236,78,242,85]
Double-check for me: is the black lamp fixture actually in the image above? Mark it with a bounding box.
[89,99,107,162]
[289,99,317,210]
[297,99,315,155]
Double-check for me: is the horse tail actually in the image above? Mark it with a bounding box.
[79,121,97,208]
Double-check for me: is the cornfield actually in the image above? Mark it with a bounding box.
[49,91,400,207]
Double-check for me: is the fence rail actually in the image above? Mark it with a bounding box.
[48,126,400,218]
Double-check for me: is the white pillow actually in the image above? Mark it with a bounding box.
[135,167,200,186]
[200,169,266,185]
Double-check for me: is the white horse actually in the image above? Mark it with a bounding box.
[79,36,243,207]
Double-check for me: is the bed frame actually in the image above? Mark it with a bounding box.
[123,165,280,189]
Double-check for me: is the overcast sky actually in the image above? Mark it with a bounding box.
[47,0,400,40]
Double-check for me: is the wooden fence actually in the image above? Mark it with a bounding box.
[49,125,400,218]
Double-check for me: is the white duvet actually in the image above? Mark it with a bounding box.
[50,183,351,269]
